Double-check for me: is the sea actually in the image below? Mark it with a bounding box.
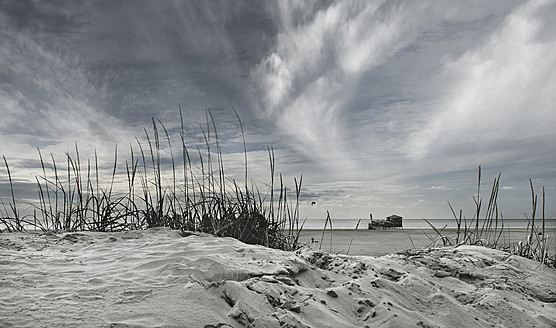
[300,218,556,230]
[297,218,556,256]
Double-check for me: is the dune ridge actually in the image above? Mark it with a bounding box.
[1,228,555,327]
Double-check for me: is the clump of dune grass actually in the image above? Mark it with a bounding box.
[425,166,554,268]
[0,109,304,251]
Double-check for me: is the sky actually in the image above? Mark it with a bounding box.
[1,0,555,228]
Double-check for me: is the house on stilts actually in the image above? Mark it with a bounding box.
[368,214,403,229]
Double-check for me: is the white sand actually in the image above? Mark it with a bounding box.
[1,227,555,327]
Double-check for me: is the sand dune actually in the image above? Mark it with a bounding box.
[1,228,555,327]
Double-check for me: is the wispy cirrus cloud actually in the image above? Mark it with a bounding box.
[249,1,427,167]
[407,0,556,160]
[0,18,134,164]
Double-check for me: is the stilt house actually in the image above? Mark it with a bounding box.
[368,214,403,229]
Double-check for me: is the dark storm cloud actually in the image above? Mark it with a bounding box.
[0,1,280,126]
[64,1,280,124]
[0,0,84,34]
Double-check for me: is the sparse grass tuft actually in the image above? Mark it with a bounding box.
[426,166,554,268]
[425,166,504,248]
[1,155,22,232]
[514,181,554,266]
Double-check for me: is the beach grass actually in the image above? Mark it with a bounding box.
[0,109,303,251]
[424,166,554,267]
[1,117,554,267]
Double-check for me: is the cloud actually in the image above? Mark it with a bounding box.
[249,1,427,166]
[0,17,134,165]
[407,0,556,159]
[1,1,552,222]
[0,0,84,34]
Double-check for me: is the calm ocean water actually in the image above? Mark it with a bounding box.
[301,218,556,230]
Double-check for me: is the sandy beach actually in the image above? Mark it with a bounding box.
[1,228,555,327]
